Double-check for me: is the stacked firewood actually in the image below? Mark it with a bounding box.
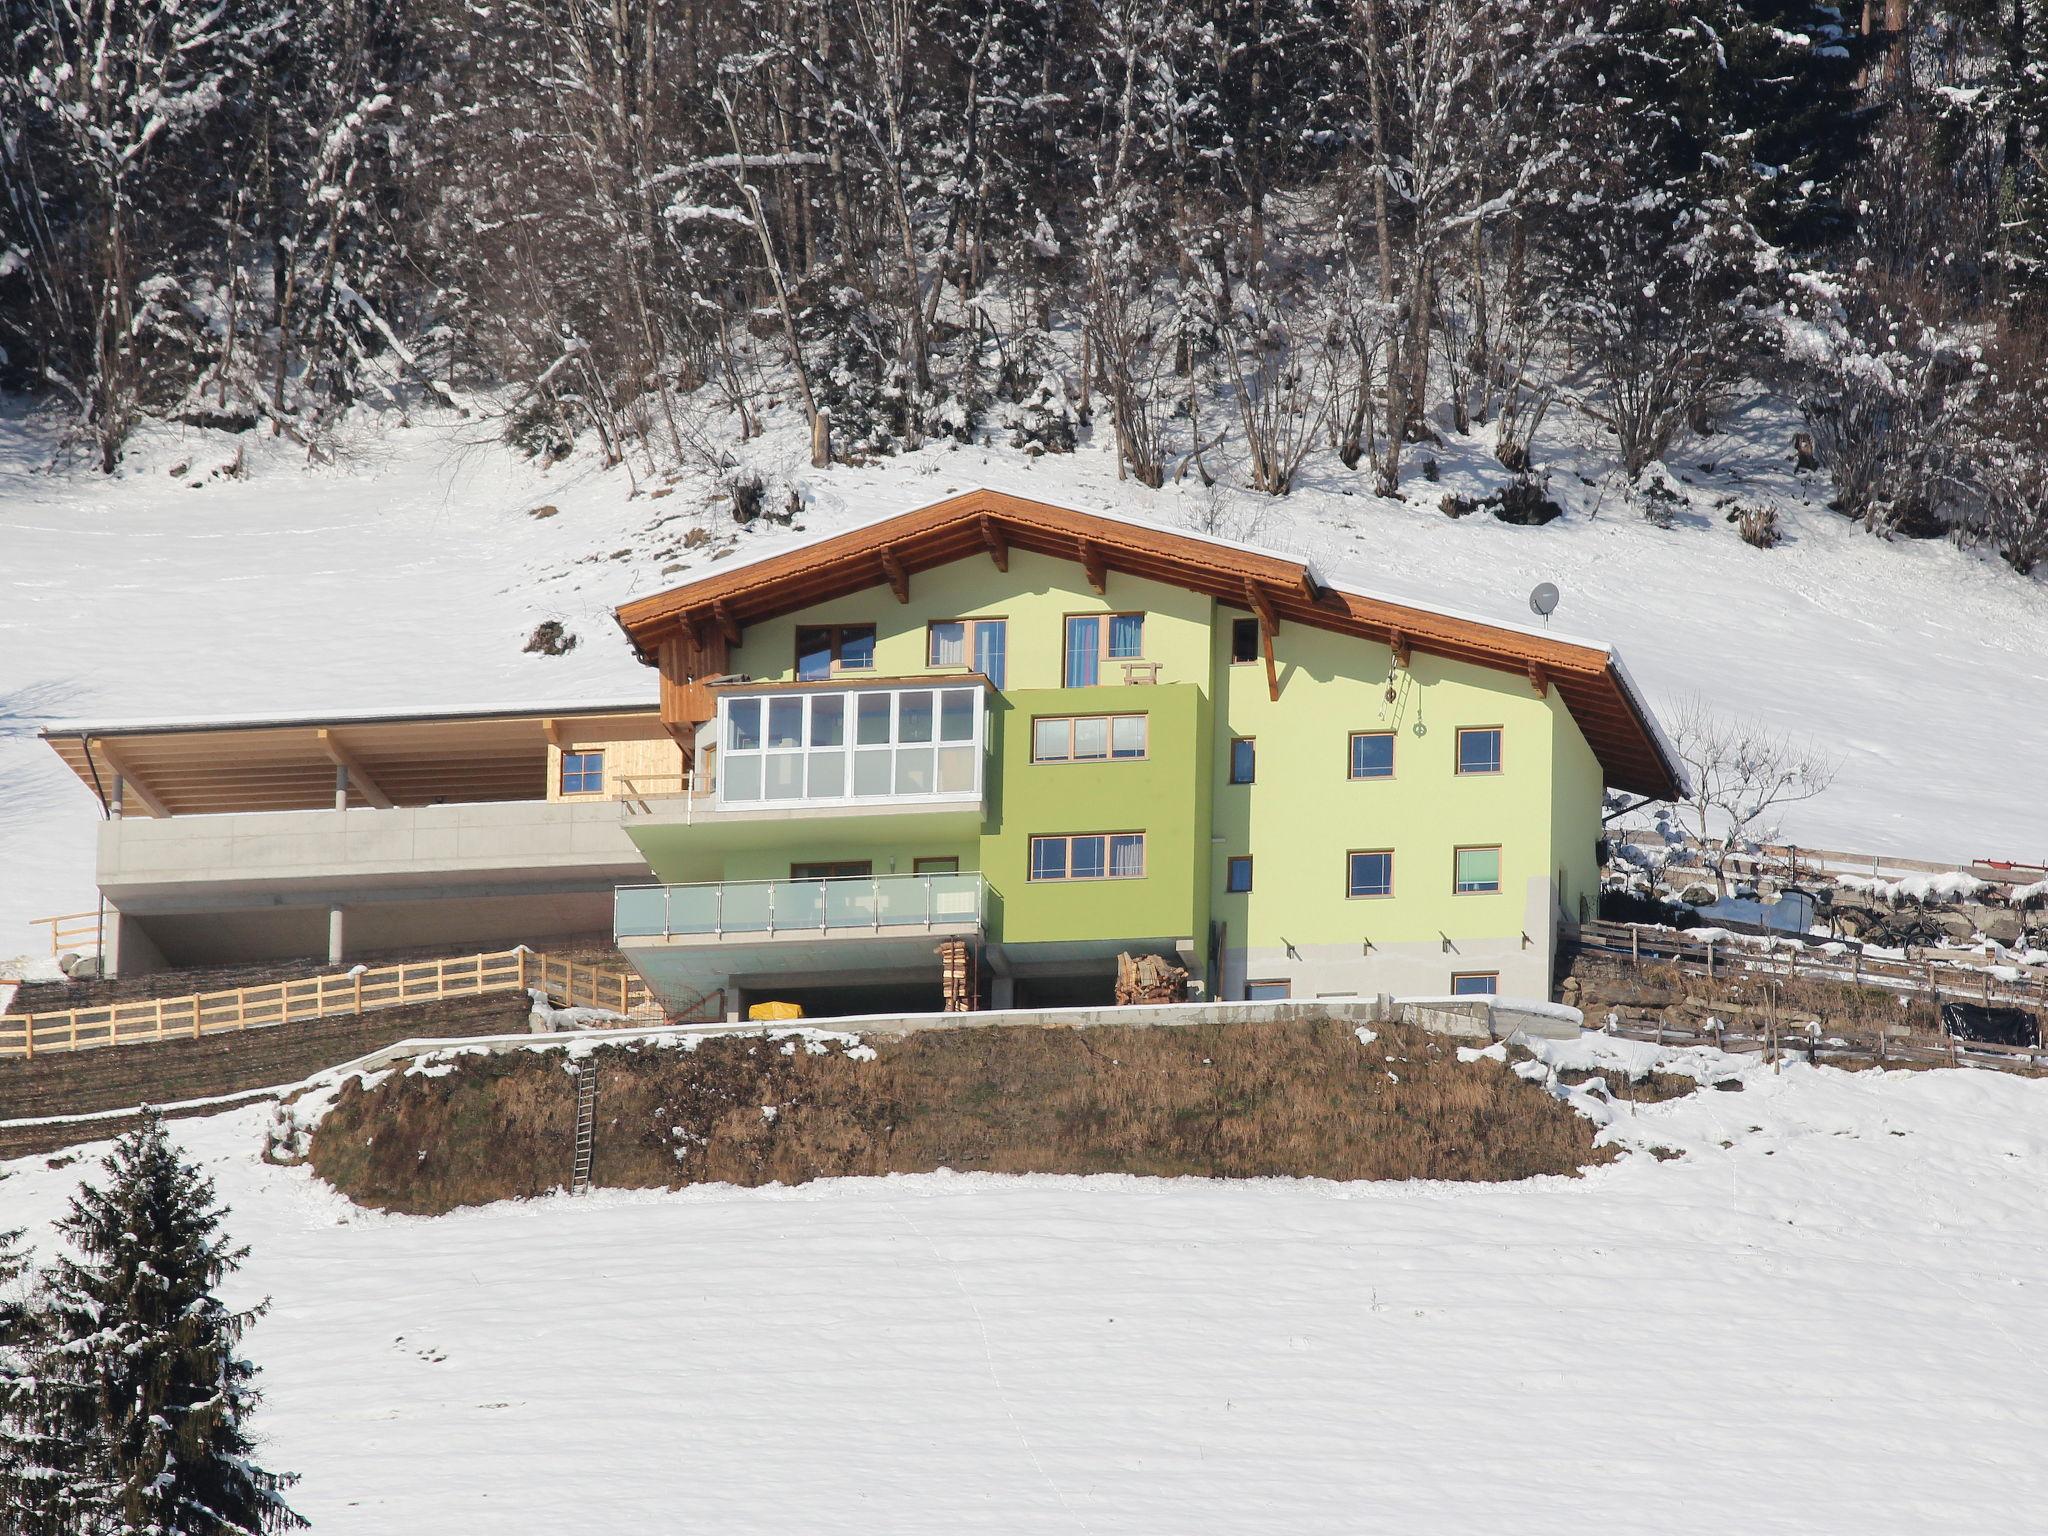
[1115,953,1189,1006]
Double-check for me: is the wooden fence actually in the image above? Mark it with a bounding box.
[1595,1012,2048,1079]
[1604,829,2048,897]
[30,910,102,960]
[0,948,652,1060]
[1574,919,2048,1012]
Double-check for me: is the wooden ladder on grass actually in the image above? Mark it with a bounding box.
[571,1061,598,1196]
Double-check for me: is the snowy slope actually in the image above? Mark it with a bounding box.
[3,387,2045,967]
[3,1037,2048,1532]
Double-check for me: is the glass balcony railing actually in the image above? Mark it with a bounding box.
[615,872,986,940]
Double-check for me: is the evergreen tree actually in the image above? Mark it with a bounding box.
[16,1115,302,1536]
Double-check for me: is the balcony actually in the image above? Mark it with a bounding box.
[614,872,986,942]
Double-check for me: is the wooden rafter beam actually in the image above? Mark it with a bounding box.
[1528,664,1550,698]
[1389,629,1412,670]
[880,548,911,604]
[1079,539,1107,595]
[1243,578,1279,634]
[316,729,395,809]
[92,740,173,818]
[1261,619,1281,703]
[539,717,566,750]
[979,515,1009,572]
[710,602,743,645]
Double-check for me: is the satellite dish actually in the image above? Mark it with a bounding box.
[1529,582,1560,620]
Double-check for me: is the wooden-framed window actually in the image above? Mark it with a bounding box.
[560,750,605,795]
[1451,972,1500,997]
[926,618,1008,688]
[1062,613,1145,687]
[1348,731,1395,780]
[1230,617,1261,664]
[1455,726,1503,775]
[1246,979,1291,1001]
[1229,737,1256,784]
[1028,832,1147,882]
[913,856,961,874]
[790,860,873,880]
[1226,855,1254,893]
[1454,845,1503,894]
[1347,849,1394,899]
[1031,714,1147,763]
[795,624,877,681]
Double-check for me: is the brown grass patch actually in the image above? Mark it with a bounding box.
[310,1018,1615,1214]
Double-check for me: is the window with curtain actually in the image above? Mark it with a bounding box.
[1063,616,1100,687]
[1027,832,1146,881]
[1107,613,1144,658]
[972,620,1006,688]
[927,621,966,668]
[1030,715,1147,762]
[1454,845,1502,893]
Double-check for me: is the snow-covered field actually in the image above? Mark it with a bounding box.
[4,388,2046,969]
[4,1034,2048,1532]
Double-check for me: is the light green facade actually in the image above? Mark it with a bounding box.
[626,547,1612,1002]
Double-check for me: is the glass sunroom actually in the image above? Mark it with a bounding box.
[713,680,989,810]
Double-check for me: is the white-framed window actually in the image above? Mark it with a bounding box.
[1454,845,1502,894]
[1456,726,1503,775]
[719,685,983,806]
[1031,714,1147,762]
[1028,832,1146,882]
[1451,972,1499,996]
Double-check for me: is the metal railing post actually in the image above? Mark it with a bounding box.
[925,877,933,929]
[818,880,828,932]
[767,880,776,935]
[715,883,724,937]
[872,877,881,931]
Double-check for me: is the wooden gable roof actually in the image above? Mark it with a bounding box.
[614,489,1683,798]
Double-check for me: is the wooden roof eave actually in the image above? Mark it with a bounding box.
[612,489,1684,799]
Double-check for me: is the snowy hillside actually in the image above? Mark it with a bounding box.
[4,1034,2047,1533]
[4,389,2046,969]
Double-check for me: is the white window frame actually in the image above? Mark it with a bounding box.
[717,684,986,809]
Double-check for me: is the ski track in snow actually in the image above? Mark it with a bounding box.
[2,1039,2047,1531]
[2,388,2045,968]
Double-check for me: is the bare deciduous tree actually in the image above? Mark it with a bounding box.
[1665,696,1841,896]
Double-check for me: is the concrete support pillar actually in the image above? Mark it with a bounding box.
[334,764,350,812]
[990,975,1016,1011]
[110,773,124,820]
[327,905,346,967]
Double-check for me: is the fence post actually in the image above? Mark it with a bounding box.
[517,948,529,993]
[1706,939,1714,982]
[1631,927,1639,969]
[154,998,165,1042]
